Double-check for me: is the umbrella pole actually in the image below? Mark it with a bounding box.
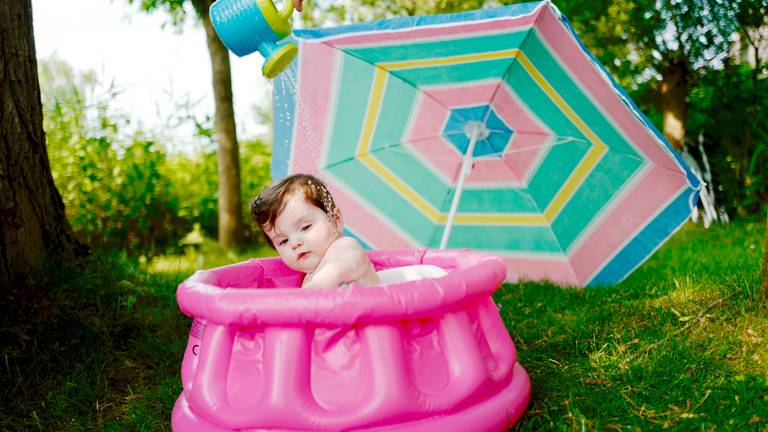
[440,124,482,249]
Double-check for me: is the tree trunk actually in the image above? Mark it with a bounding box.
[192,0,245,249]
[0,0,84,287]
[659,56,689,152]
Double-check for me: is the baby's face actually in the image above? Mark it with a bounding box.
[265,191,341,274]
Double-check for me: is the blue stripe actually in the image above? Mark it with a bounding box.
[550,3,701,190]
[588,187,696,286]
[292,2,543,39]
[271,62,297,180]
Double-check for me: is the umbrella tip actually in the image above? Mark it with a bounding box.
[464,121,491,140]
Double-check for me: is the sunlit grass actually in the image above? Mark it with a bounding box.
[504,220,767,430]
[146,239,276,276]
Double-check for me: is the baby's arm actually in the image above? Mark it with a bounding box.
[302,237,374,289]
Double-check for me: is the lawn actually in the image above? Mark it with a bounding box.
[1,220,765,431]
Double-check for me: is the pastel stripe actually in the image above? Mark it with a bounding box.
[535,6,689,180]
[317,10,541,47]
[271,2,701,286]
[589,188,693,285]
[499,255,579,285]
[290,42,339,174]
[322,174,417,249]
[569,166,688,284]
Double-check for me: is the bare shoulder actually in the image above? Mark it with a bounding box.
[328,236,365,254]
[323,236,375,281]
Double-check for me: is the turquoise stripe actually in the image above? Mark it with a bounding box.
[392,58,514,86]
[432,224,562,252]
[550,152,645,250]
[549,8,700,189]
[369,75,419,151]
[374,149,452,210]
[505,63,591,210]
[345,32,528,64]
[521,34,640,157]
[452,188,542,214]
[326,56,377,166]
[327,161,436,245]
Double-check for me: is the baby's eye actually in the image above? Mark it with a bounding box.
[278,239,288,246]
[301,224,312,232]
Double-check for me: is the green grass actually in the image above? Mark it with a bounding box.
[502,220,767,430]
[0,221,765,431]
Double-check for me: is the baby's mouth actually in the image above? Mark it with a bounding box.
[298,252,309,260]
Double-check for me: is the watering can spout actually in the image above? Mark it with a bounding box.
[210,0,298,79]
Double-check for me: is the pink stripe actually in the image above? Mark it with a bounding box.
[322,11,541,47]
[499,134,550,182]
[322,176,417,249]
[290,42,339,174]
[406,82,553,185]
[406,137,461,182]
[423,82,500,107]
[469,159,521,184]
[405,93,450,142]
[499,255,579,285]
[491,85,552,181]
[536,7,682,173]
[569,166,687,284]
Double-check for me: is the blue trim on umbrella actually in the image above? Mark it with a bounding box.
[550,4,701,192]
[272,63,297,180]
[293,2,543,39]
[588,187,695,286]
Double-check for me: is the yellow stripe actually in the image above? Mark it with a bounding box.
[355,50,606,227]
[380,49,520,71]
[516,54,607,221]
[454,213,547,225]
[357,68,388,155]
[359,153,442,220]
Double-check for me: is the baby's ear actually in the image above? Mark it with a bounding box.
[333,208,344,232]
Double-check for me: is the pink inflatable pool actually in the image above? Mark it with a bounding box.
[172,249,530,431]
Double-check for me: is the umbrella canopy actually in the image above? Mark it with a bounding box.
[271,1,700,286]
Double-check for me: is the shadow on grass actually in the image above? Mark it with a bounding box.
[0,252,188,431]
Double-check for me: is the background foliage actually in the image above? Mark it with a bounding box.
[38,0,768,251]
[40,59,272,256]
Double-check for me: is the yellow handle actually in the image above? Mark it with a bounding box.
[277,0,294,22]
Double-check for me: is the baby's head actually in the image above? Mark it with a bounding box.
[249,174,341,261]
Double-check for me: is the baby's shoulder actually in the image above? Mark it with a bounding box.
[330,236,364,252]
[325,237,367,264]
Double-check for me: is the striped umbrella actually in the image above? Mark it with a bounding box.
[270,1,700,286]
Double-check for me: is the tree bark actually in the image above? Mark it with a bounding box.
[659,56,689,152]
[0,0,84,287]
[192,0,245,249]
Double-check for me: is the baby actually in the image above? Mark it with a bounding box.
[249,174,381,289]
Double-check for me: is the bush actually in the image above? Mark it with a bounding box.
[39,58,273,255]
[686,62,768,216]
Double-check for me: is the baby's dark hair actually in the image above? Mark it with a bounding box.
[249,174,338,248]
